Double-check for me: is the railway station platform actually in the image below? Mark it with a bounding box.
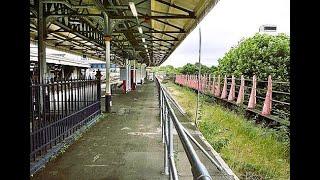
[31,80,234,180]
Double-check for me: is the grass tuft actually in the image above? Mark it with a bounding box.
[164,81,290,179]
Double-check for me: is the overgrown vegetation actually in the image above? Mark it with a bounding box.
[154,33,290,120]
[164,82,290,179]
[154,33,289,82]
[214,33,290,81]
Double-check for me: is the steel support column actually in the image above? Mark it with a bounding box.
[126,59,130,92]
[38,0,47,82]
[133,60,136,90]
[140,64,143,84]
[128,60,131,91]
[103,13,112,113]
[37,0,46,115]
[104,36,112,113]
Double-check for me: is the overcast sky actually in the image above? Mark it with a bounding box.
[161,0,290,67]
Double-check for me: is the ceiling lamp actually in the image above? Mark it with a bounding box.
[128,2,138,17]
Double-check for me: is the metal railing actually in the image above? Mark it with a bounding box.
[156,76,228,180]
[30,72,102,162]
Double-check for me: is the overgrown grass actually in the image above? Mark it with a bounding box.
[164,82,290,179]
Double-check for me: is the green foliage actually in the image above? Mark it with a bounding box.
[152,65,179,76]
[215,33,290,81]
[164,82,290,179]
[180,63,217,75]
[152,63,218,76]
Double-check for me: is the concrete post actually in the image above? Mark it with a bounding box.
[236,75,245,104]
[248,75,257,109]
[221,76,228,99]
[228,75,236,101]
[262,75,272,115]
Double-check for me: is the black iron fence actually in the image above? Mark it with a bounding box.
[30,72,102,162]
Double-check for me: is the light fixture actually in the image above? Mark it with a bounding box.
[142,38,145,43]
[69,21,81,25]
[144,44,147,48]
[129,2,138,17]
[138,27,143,34]
[146,49,148,52]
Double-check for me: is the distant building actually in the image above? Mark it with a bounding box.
[87,59,119,80]
[259,24,277,35]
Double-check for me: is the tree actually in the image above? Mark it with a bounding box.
[180,63,197,74]
[215,33,290,81]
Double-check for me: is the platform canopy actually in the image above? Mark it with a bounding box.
[30,0,220,66]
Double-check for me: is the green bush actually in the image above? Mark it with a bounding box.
[215,33,290,81]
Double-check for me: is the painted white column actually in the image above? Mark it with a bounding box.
[128,60,131,91]
[133,60,136,85]
[140,64,143,84]
[105,39,111,95]
[126,59,130,92]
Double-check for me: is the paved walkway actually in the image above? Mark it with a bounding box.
[31,80,234,180]
[32,81,166,180]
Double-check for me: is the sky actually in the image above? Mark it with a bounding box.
[161,0,290,67]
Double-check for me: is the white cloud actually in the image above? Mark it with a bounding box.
[162,0,290,67]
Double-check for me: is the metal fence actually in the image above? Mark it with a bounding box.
[156,76,235,180]
[30,73,102,162]
[175,74,290,124]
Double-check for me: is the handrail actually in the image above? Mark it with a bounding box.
[156,76,215,180]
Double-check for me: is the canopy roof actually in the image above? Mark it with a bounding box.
[30,0,220,66]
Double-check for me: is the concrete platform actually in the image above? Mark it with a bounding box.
[31,80,234,180]
[31,81,166,180]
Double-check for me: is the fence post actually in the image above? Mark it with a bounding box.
[164,105,169,175]
[215,75,221,97]
[261,75,272,115]
[248,75,257,109]
[221,75,228,99]
[236,75,245,104]
[212,76,216,96]
[208,74,210,92]
[168,115,174,179]
[228,75,236,101]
